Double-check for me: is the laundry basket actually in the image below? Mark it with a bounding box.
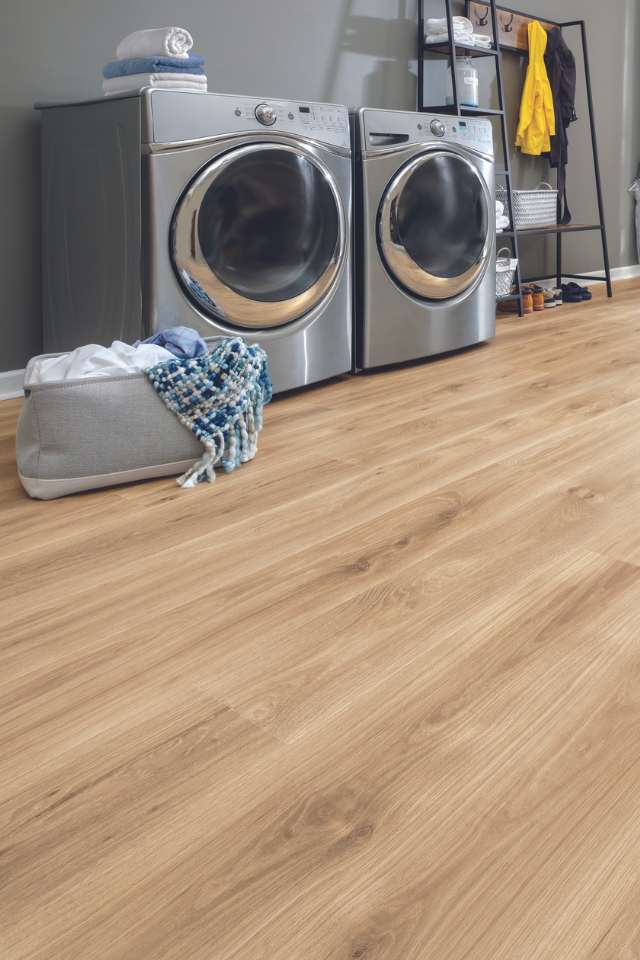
[496,247,518,299]
[496,182,558,229]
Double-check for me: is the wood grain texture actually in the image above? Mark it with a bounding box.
[2,282,640,959]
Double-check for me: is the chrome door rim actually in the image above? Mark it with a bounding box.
[171,142,346,329]
[377,148,491,301]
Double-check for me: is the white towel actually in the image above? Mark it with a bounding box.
[116,27,194,60]
[425,32,471,44]
[29,342,175,384]
[425,16,473,37]
[496,216,510,232]
[424,24,493,50]
[103,73,208,95]
[496,200,505,217]
[426,31,493,48]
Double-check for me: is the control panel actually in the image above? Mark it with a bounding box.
[359,107,493,156]
[147,91,351,150]
[232,98,350,149]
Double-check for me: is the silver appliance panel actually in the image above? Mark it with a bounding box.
[353,116,496,370]
[144,90,351,152]
[36,93,353,393]
[356,106,494,157]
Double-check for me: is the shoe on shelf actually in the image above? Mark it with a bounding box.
[520,287,533,314]
[553,287,563,306]
[543,288,557,308]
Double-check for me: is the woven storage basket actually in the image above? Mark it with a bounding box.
[496,247,518,299]
[496,181,558,228]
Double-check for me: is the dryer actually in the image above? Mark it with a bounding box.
[38,90,353,393]
[351,107,496,369]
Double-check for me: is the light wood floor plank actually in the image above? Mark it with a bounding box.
[1,282,640,959]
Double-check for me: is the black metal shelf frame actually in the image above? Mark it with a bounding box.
[417,1,612,317]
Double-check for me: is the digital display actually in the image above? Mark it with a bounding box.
[299,106,311,114]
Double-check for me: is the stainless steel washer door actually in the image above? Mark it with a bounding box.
[378,149,491,301]
[171,142,345,329]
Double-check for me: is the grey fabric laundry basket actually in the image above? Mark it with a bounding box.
[16,353,203,499]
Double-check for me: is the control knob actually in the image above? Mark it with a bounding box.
[430,119,446,137]
[255,103,277,126]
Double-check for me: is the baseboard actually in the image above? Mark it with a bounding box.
[556,265,640,285]
[583,264,640,282]
[0,369,24,401]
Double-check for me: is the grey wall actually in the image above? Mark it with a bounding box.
[0,0,637,371]
[502,0,640,278]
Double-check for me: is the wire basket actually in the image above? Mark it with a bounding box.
[496,181,558,228]
[496,246,517,299]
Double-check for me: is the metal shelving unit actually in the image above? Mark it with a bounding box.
[417,0,612,316]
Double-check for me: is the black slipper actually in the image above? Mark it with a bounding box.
[563,282,592,301]
[562,285,583,303]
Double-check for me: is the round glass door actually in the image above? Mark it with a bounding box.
[172,143,344,329]
[378,150,490,300]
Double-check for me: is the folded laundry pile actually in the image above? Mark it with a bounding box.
[102,27,207,96]
[424,16,492,48]
[496,199,510,233]
[29,326,209,383]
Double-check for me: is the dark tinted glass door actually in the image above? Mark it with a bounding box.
[378,151,490,300]
[172,144,344,329]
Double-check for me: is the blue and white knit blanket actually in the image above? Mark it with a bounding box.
[146,337,272,488]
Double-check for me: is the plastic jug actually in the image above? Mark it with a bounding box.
[446,57,479,108]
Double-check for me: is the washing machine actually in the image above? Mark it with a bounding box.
[38,90,352,393]
[351,107,496,369]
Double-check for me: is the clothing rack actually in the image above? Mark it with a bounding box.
[417,1,612,317]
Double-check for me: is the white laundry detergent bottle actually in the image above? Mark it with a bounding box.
[446,57,479,108]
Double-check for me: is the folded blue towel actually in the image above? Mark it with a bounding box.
[103,54,205,79]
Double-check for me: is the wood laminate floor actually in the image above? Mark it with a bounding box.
[2,283,640,959]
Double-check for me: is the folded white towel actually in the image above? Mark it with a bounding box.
[425,16,473,37]
[425,32,467,44]
[29,341,175,384]
[116,27,194,60]
[425,32,493,48]
[103,73,207,95]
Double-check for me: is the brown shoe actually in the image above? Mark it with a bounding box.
[531,286,545,312]
[521,287,533,314]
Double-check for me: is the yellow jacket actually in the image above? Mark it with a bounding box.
[515,21,556,155]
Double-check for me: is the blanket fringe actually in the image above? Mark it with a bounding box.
[147,337,271,490]
[176,404,262,487]
[177,447,217,488]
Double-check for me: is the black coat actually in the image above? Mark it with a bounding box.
[544,27,577,222]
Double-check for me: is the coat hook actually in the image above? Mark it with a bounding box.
[500,12,515,32]
[475,4,489,26]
